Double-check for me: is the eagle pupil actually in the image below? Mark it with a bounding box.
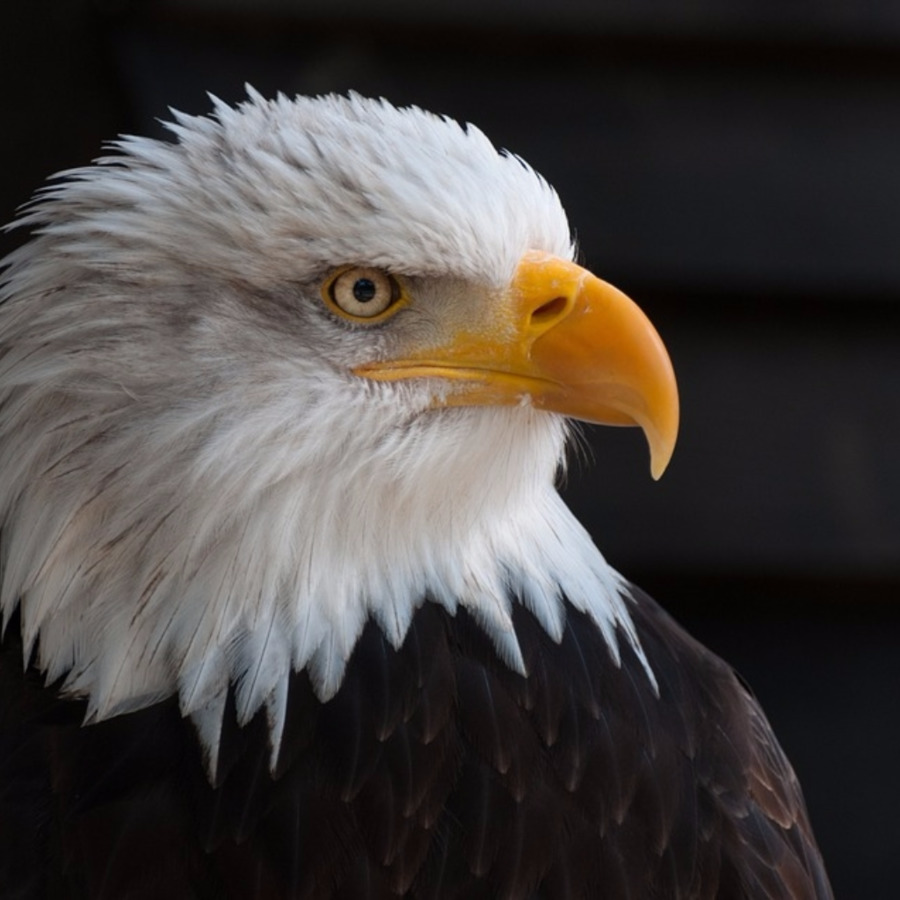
[353,278,377,303]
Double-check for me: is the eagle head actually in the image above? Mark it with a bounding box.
[0,90,677,770]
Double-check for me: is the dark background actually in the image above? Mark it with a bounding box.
[4,1,899,895]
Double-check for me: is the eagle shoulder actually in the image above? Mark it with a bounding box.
[0,591,831,899]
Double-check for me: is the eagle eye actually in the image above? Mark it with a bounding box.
[323,266,404,322]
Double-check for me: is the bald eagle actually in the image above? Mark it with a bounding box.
[0,90,831,899]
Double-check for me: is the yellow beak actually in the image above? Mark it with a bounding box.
[354,251,679,479]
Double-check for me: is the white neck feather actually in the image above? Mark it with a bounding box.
[0,359,648,772]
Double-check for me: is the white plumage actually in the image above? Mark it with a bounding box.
[0,90,644,775]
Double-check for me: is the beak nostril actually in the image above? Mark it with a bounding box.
[531,295,568,326]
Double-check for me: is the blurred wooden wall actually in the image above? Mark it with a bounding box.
[3,2,899,895]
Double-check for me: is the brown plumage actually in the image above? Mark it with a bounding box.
[0,589,831,898]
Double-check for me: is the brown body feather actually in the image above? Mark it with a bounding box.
[0,588,831,899]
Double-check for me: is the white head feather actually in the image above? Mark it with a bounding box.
[0,90,651,773]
